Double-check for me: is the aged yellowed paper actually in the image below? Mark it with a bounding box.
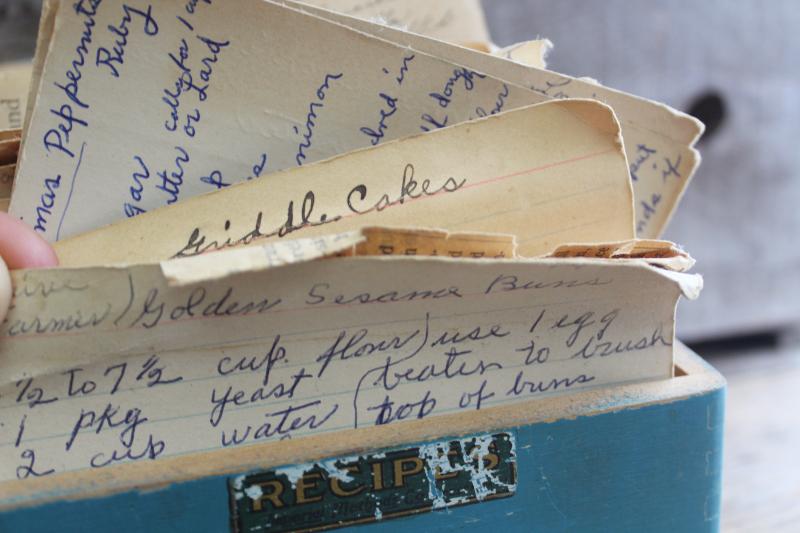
[287,0,704,239]
[492,40,553,68]
[299,0,492,46]
[0,228,700,481]
[353,226,517,259]
[54,100,635,267]
[11,0,546,241]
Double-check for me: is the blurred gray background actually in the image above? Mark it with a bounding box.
[0,1,40,62]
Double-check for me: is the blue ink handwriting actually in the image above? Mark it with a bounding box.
[96,4,159,78]
[294,72,344,166]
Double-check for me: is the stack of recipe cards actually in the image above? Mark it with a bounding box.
[0,0,703,486]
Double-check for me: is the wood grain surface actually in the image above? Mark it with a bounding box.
[708,343,800,532]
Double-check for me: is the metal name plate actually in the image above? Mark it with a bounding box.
[229,432,517,532]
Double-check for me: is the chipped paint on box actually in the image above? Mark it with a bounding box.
[228,433,516,532]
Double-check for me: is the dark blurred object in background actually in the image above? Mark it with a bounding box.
[484,0,800,343]
[0,0,41,62]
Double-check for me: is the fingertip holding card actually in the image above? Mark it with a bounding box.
[0,212,58,270]
[0,255,9,325]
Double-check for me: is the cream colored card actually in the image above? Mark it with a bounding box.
[288,1,550,79]
[0,227,700,482]
[0,63,31,132]
[54,100,635,267]
[493,40,553,68]
[285,0,704,239]
[11,0,547,242]
[299,0,491,46]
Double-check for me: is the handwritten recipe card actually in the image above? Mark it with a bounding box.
[0,228,700,481]
[54,100,635,266]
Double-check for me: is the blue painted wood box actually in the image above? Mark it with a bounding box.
[0,343,724,532]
